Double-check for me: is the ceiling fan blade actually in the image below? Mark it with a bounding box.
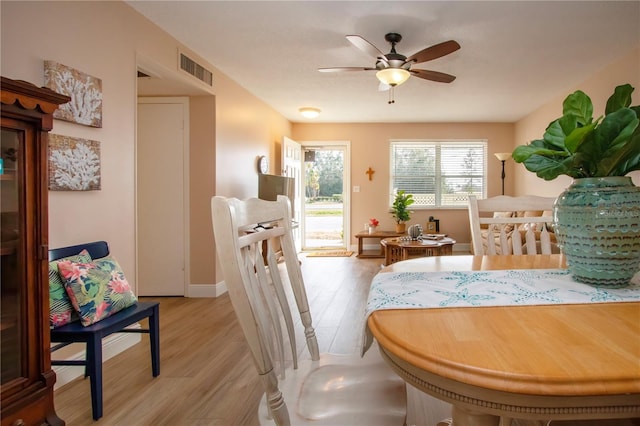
[378,81,391,92]
[346,35,387,60]
[318,67,376,73]
[407,40,461,64]
[410,69,457,83]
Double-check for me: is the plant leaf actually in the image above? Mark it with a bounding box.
[605,84,634,114]
[543,120,571,149]
[598,123,640,176]
[563,90,593,125]
[522,154,578,180]
[593,108,638,151]
[564,121,597,153]
[513,141,568,163]
[558,114,578,136]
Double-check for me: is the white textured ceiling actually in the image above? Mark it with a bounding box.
[127,1,640,123]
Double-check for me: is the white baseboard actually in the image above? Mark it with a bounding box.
[53,326,142,390]
[453,243,470,253]
[351,243,385,252]
[187,282,227,297]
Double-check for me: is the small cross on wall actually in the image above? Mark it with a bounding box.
[366,167,375,181]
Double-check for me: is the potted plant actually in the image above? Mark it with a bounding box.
[368,218,379,234]
[512,83,640,287]
[391,190,414,233]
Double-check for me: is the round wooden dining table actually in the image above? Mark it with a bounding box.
[367,254,640,425]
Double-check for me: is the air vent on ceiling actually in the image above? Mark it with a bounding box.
[179,53,213,86]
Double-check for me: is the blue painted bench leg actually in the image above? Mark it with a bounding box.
[150,304,160,377]
[89,334,104,421]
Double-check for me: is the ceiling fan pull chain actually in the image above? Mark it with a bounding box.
[388,86,395,104]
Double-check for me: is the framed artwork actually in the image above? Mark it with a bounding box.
[49,134,101,191]
[44,61,103,128]
[426,221,437,233]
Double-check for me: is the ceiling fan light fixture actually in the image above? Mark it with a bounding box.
[299,107,321,119]
[376,68,410,87]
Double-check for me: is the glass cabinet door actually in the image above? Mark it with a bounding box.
[1,76,67,425]
[1,126,24,387]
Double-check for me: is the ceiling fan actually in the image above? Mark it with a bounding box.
[319,33,460,92]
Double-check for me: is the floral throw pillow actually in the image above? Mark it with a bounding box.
[49,249,92,328]
[57,256,137,326]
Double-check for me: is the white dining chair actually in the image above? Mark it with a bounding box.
[468,195,557,255]
[211,195,407,425]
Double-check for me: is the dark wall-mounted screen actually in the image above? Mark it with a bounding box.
[258,174,295,217]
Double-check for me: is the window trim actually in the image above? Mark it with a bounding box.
[389,139,488,209]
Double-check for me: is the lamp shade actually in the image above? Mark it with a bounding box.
[494,152,512,161]
[299,107,321,119]
[376,68,410,87]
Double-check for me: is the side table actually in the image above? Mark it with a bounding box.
[381,237,456,265]
[355,230,404,258]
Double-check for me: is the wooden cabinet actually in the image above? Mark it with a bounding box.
[1,77,69,426]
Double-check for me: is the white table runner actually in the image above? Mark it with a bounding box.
[362,268,640,353]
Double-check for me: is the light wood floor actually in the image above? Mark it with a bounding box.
[53,254,640,426]
[54,254,383,426]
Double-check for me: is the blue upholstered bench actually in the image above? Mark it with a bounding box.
[49,241,160,421]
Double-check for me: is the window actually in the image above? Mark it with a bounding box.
[390,140,487,208]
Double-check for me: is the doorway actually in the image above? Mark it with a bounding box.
[301,142,351,251]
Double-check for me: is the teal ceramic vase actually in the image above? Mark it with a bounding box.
[553,177,640,287]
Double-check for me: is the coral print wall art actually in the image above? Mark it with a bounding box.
[44,61,103,128]
[49,134,101,191]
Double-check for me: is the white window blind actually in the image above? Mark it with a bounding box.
[390,140,487,208]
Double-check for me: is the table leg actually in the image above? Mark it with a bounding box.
[405,383,452,426]
[452,405,500,426]
[358,237,364,256]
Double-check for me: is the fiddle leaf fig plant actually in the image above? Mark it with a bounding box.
[391,190,414,224]
[512,84,640,180]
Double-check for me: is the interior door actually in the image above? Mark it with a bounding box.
[137,97,189,296]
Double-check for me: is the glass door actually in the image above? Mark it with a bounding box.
[301,144,349,251]
[1,125,23,386]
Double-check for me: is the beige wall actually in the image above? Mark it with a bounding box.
[1,1,291,289]
[2,1,637,284]
[514,47,640,196]
[210,66,292,282]
[292,122,514,246]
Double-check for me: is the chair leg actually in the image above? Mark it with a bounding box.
[88,335,104,421]
[84,342,93,379]
[149,305,160,377]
